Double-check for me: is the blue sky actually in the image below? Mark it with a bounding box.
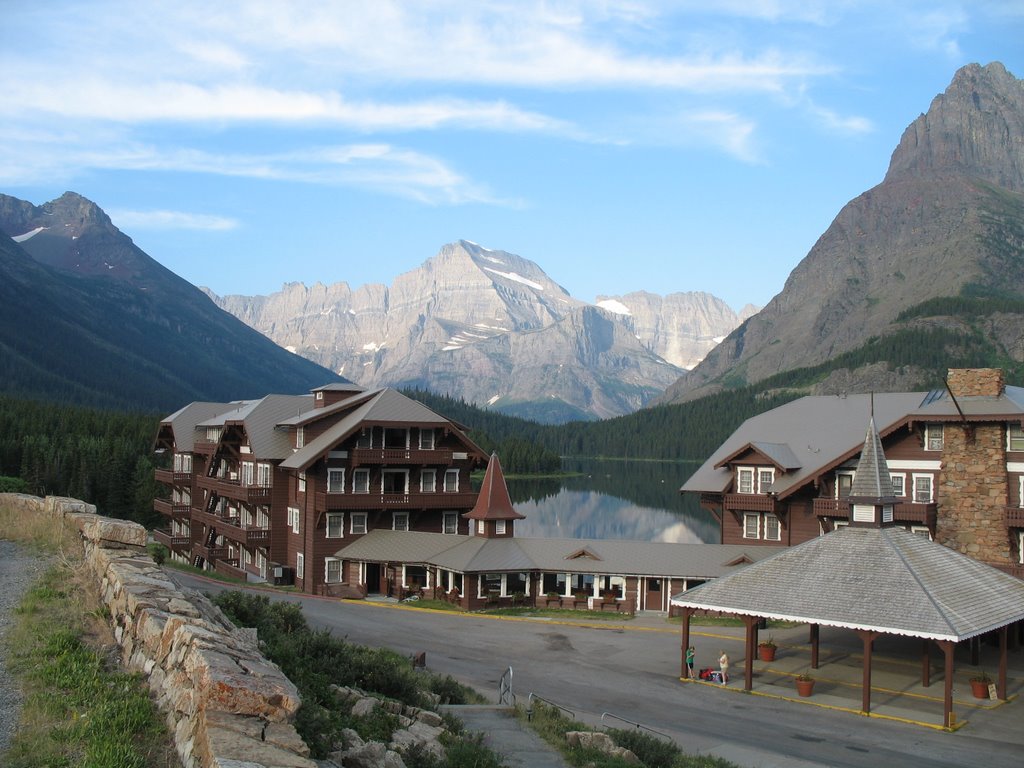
[2,2,1022,310]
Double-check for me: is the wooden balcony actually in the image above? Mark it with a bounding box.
[1006,506,1024,528]
[155,468,193,485]
[351,447,453,466]
[192,439,218,455]
[152,529,191,553]
[217,521,272,546]
[723,493,778,513]
[214,558,248,581]
[813,498,936,524]
[990,563,1024,580]
[196,475,272,503]
[153,498,191,520]
[194,543,228,561]
[315,490,478,511]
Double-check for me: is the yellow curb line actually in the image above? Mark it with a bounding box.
[678,676,960,732]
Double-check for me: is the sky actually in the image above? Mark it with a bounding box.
[2,2,1022,311]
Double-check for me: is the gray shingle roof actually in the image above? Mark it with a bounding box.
[196,394,315,460]
[848,417,896,500]
[336,530,784,580]
[160,401,240,451]
[670,527,1024,641]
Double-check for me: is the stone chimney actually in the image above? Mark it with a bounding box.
[946,368,1004,397]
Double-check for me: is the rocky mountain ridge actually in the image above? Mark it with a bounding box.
[208,240,750,422]
[659,61,1024,404]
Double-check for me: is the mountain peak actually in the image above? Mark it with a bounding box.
[885,61,1024,191]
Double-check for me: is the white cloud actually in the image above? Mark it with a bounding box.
[107,209,239,231]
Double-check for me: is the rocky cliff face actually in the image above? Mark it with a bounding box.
[210,241,747,421]
[660,62,1024,404]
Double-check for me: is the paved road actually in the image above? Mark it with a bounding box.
[172,572,1024,768]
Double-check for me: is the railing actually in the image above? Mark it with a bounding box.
[192,439,218,455]
[194,543,228,561]
[196,475,272,503]
[991,563,1024,580]
[351,447,453,466]
[1006,506,1024,528]
[217,523,271,546]
[526,693,575,721]
[723,493,777,512]
[154,468,192,485]
[497,666,515,706]
[153,499,191,519]
[152,529,191,552]
[315,490,478,510]
[600,712,673,742]
[813,498,936,523]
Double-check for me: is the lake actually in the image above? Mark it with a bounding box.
[506,458,719,544]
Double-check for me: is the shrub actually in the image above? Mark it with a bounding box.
[606,727,681,768]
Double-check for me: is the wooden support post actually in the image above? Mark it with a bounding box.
[742,615,758,692]
[998,626,1008,701]
[940,640,955,729]
[680,608,692,680]
[858,630,879,714]
[970,636,980,666]
[922,639,931,687]
[810,624,820,669]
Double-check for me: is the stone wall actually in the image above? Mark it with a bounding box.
[936,424,1012,564]
[0,493,315,768]
[946,367,1005,397]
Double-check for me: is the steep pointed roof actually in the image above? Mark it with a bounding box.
[849,415,897,501]
[463,453,525,521]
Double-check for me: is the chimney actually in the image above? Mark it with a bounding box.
[946,368,1004,398]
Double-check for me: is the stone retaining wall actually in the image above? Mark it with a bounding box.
[0,493,315,768]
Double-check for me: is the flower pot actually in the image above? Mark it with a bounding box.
[795,678,815,697]
[758,644,776,662]
[970,679,990,699]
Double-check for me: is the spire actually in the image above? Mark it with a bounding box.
[848,414,898,527]
[463,453,525,529]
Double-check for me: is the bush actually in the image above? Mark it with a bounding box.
[147,542,168,565]
[606,727,681,768]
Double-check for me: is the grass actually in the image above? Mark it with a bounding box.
[522,701,739,768]
[0,520,176,768]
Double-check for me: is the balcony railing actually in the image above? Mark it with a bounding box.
[194,543,228,561]
[196,475,272,503]
[991,563,1024,580]
[153,498,191,520]
[1005,506,1024,528]
[152,529,191,552]
[315,490,478,511]
[217,522,272,546]
[723,493,777,513]
[351,447,453,466]
[155,468,193,485]
[813,498,936,523]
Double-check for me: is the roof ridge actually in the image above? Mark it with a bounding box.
[881,529,958,635]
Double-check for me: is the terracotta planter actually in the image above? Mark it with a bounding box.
[758,644,776,662]
[970,679,990,699]
[795,678,815,697]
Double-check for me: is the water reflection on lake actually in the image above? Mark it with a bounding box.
[506,458,719,544]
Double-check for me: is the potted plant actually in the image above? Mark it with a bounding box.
[574,592,589,609]
[757,636,777,662]
[969,671,992,699]
[795,673,815,697]
[545,591,561,607]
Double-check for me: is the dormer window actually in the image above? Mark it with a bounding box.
[737,468,755,494]
[737,467,774,494]
[836,472,853,499]
[924,424,943,451]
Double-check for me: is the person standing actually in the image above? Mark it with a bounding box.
[686,646,696,679]
[719,650,730,684]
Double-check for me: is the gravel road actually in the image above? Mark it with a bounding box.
[0,540,52,756]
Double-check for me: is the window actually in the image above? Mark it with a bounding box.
[836,473,853,499]
[356,428,372,449]
[925,424,943,451]
[241,462,254,486]
[353,469,370,494]
[351,513,367,535]
[479,573,504,597]
[384,427,408,448]
[890,473,905,497]
[421,469,436,492]
[1019,531,1024,565]
[288,506,300,534]
[326,513,344,538]
[910,526,933,540]
[1009,425,1024,452]
[382,469,408,494]
[758,469,775,494]
[477,520,485,535]
[913,474,933,503]
[743,513,759,539]
[257,506,270,529]
[316,391,323,401]
[257,463,271,487]
[298,472,306,494]
[764,514,781,541]
[737,468,754,494]
[393,512,409,531]
[443,512,458,534]
[325,557,342,583]
[296,552,304,579]
[444,469,459,492]
[496,520,506,535]
[419,429,435,450]
[327,468,345,493]
[174,453,193,473]
[296,426,304,449]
